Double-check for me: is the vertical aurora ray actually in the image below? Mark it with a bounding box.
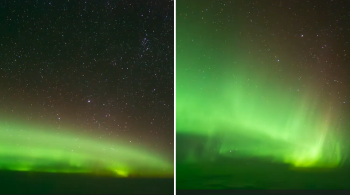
[0,120,173,177]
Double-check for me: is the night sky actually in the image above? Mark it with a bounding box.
[0,0,174,178]
[177,0,350,189]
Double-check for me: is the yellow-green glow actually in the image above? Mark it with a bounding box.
[0,120,173,177]
[115,170,129,177]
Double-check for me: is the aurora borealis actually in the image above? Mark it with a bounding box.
[0,119,173,177]
[0,0,174,193]
[176,0,350,189]
[177,68,345,167]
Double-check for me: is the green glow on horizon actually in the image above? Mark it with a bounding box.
[0,120,173,177]
[176,25,345,168]
[177,69,344,167]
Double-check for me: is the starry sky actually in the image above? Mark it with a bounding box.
[0,0,174,177]
[177,0,350,189]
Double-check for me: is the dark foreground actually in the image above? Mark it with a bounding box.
[177,162,350,190]
[0,171,174,194]
[176,133,350,190]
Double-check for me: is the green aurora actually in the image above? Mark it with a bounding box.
[176,20,347,170]
[0,120,173,178]
[177,70,345,168]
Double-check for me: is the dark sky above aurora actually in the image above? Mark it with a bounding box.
[0,0,174,178]
[176,0,350,174]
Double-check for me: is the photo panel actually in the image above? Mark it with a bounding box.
[0,0,174,194]
[176,0,350,192]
